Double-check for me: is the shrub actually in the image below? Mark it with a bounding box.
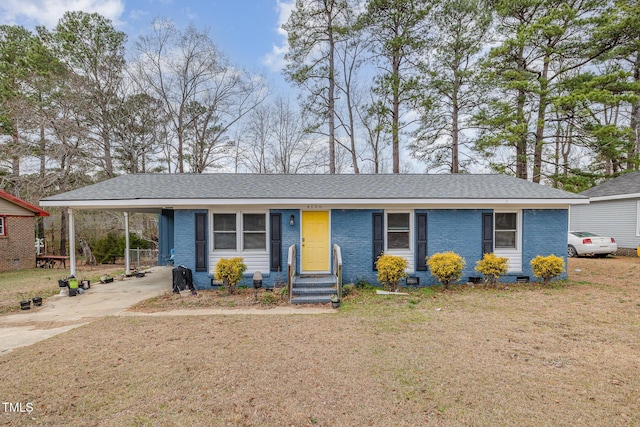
[375,254,408,292]
[475,253,509,287]
[427,251,466,290]
[342,283,356,297]
[214,257,247,294]
[354,278,375,289]
[92,232,151,264]
[259,291,280,306]
[530,254,565,285]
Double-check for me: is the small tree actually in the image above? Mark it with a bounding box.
[427,251,465,290]
[376,254,408,292]
[214,257,247,294]
[475,253,509,287]
[530,254,565,286]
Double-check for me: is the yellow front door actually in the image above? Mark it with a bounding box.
[301,211,330,271]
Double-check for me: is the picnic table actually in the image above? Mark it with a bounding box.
[36,255,69,269]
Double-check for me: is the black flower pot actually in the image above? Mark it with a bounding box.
[32,297,43,307]
[20,300,31,310]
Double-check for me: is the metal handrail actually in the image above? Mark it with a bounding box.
[287,244,296,303]
[333,244,343,300]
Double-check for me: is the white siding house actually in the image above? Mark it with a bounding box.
[569,172,640,254]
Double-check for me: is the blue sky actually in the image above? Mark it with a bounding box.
[0,0,293,85]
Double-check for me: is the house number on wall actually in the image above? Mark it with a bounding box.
[306,204,322,209]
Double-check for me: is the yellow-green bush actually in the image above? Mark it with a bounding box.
[376,254,408,291]
[427,251,465,290]
[475,253,509,287]
[214,257,247,294]
[530,254,565,285]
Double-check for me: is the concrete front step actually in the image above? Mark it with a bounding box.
[291,295,334,305]
[292,287,336,296]
[293,276,337,287]
[291,274,337,305]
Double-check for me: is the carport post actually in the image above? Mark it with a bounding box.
[68,208,76,277]
[124,212,131,276]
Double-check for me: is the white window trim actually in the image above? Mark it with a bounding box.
[494,211,521,251]
[211,210,269,254]
[494,210,523,273]
[384,210,413,253]
[0,216,5,236]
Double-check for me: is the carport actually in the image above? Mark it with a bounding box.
[40,195,174,278]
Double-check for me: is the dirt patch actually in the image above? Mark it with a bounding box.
[0,257,638,426]
[131,286,290,312]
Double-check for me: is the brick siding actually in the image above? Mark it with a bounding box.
[0,216,36,271]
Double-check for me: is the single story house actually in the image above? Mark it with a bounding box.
[0,189,50,271]
[40,174,587,301]
[569,171,640,256]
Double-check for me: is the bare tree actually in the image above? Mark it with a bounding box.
[133,20,267,173]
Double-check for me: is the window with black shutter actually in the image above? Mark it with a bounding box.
[373,213,384,270]
[270,213,281,271]
[195,213,207,272]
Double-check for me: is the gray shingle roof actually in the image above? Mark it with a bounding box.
[41,173,585,203]
[580,171,640,198]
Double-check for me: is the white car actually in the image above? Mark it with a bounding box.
[568,231,617,258]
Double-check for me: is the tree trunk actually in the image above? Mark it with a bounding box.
[629,51,640,171]
[392,56,401,174]
[451,93,460,174]
[533,58,550,183]
[326,3,336,174]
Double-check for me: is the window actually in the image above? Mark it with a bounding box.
[495,212,517,249]
[243,213,266,250]
[213,212,267,251]
[0,216,5,236]
[387,213,410,250]
[213,214,236,250]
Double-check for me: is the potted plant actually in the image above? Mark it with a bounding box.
[330,294,340,308]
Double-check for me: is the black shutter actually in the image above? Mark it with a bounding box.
[416,213,428,271]
[373,213,384,270]
[270,213,281,272]
[482,212,494,255]
[195,213,207,272]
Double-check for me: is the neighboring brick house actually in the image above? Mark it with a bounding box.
[0,190,50,271]
[41,174,588,301]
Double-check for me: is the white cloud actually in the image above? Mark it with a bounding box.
[261,0,294,73]
[0,0,125,29]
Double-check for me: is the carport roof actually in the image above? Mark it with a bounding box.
[40,173,587,210]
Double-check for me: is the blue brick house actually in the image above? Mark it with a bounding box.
[41,174,586,301]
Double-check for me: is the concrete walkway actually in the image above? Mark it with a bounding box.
[0,266,333,355]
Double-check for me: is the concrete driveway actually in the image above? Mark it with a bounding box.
[0,266,334,355]
[0,266,172,354]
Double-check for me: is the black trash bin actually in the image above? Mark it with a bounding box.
[172,265,194,293]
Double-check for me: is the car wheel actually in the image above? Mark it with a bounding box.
[567,245,578,258]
